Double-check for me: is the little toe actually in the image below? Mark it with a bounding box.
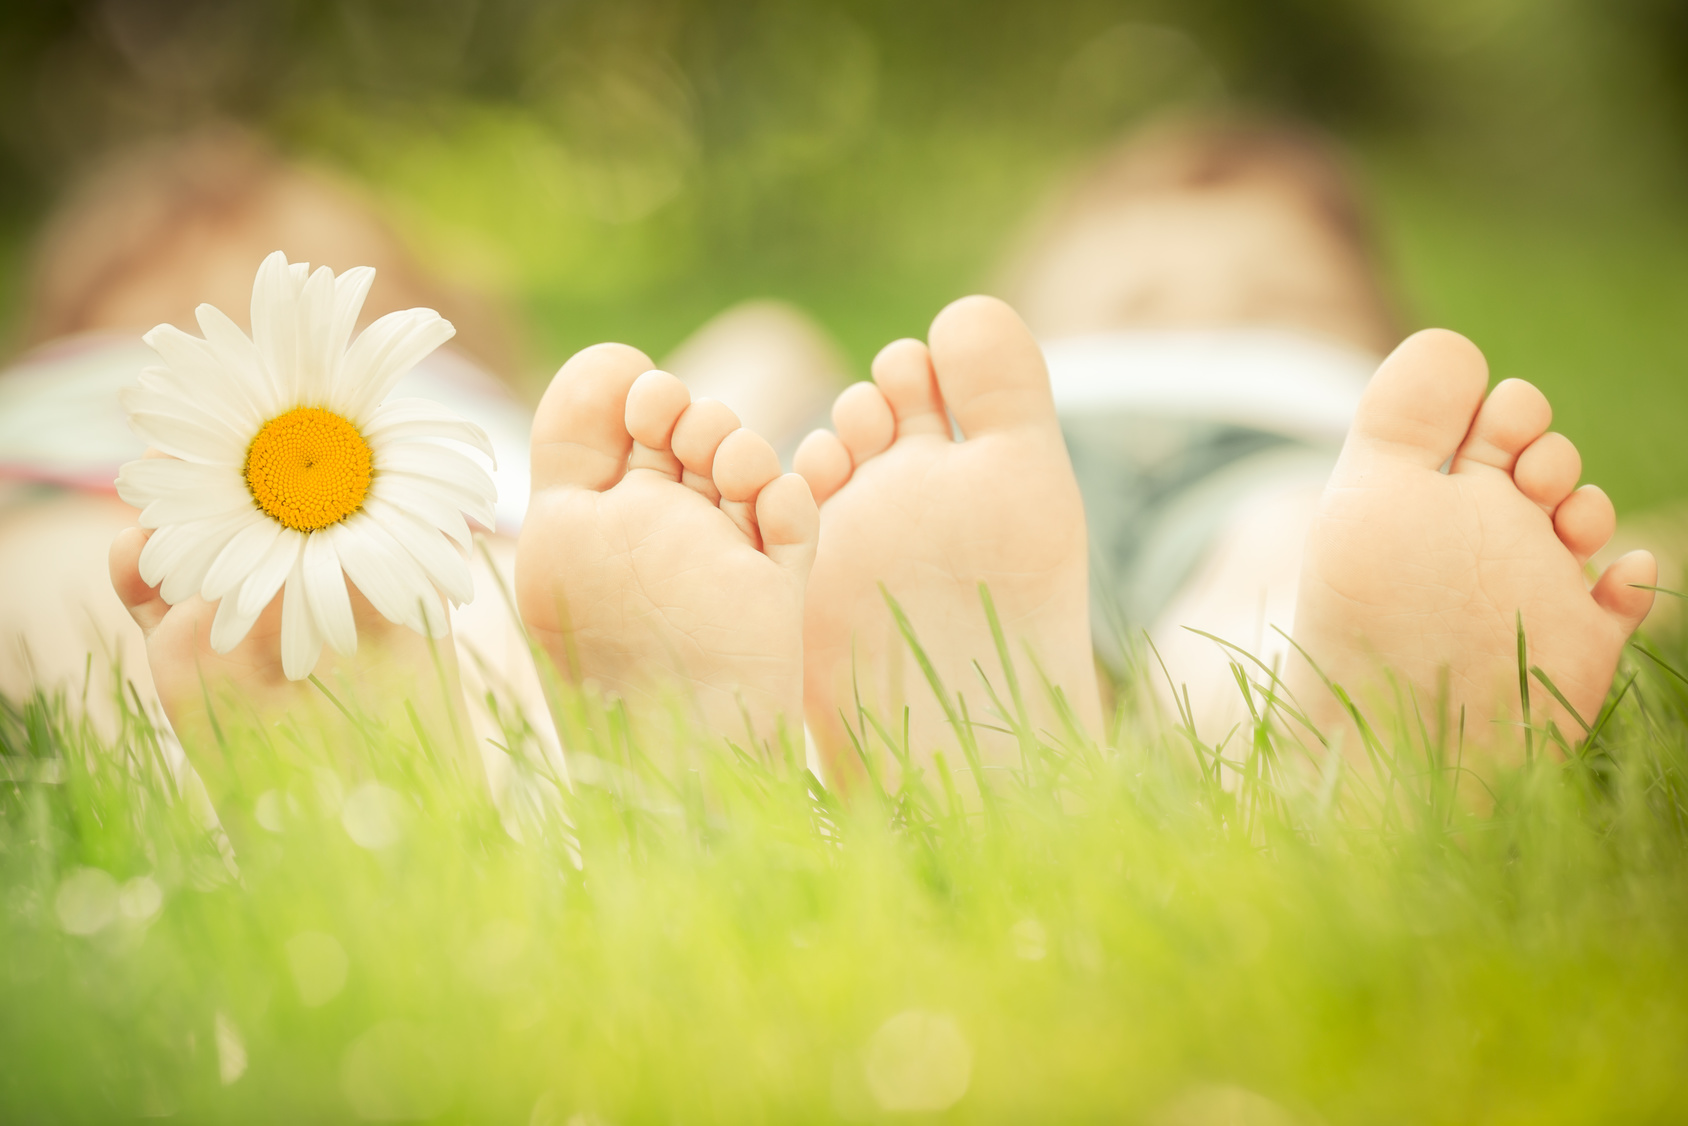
[926,295,1058,439]
[1512,432,1581,511]
[1591,549,1657,635]
[714,428,784,545]
[794,429,852,504]
[625,369,692,479]
[1452,378,1552,474]
[672,398,742,501]
[110,526,167,635]
[531,342,653,494]
[1347,328,1488,470]
[872,338,950,437]
[1554,484,1616,564]
[756,473,819,579]
[832,381,895,464]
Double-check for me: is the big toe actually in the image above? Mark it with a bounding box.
[1347,328,1489,470]
[926,295,1059,439]
[531,342,653,494]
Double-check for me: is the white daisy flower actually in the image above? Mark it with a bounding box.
[115,251,498,681]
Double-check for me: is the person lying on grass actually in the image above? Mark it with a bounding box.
[110,269,1657,807]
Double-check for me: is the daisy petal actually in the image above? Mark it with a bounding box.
[138,491,251,531]
[142,325,264,430]
[158,511,260,605]
[330,514,447,637]
[251,251,302,402]
[120,386,246,447]
[374,443,496,507]
[209,585,267,653]
[116,458,237,510]
[137,521,212,590]
[302,531,356,656]
[235,529,304,619]
[280,558,324,681]
[363,398,496,462]
[126,409,244,466]
[297,265,338,405]
[327,266,376,375]
[365,498,473,605]
[132,463,251,528]
[139,510,252,588]
[381,471,497,531]
[202,519,283,602]
[196,302,282,415]
[138,368,240,418]
[366,475,473,549]
[338,309,456,424]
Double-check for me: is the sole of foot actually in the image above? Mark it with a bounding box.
[795,296,1101,785]
[1291,328,1655,755]
[516,343,818,753]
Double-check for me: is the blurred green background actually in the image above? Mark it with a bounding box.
[1,0,1686,510]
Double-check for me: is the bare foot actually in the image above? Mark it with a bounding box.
[1291,329,1656,748]
[795,296,1101,781]
[110,525,476,847]
[516,344,818,751]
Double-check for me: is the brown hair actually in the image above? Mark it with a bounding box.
[1003,113,1403,352]
[21,124,523,385]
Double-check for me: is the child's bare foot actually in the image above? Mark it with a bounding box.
[795,296,1101,779]
[1292,329,1656,746]
[517,344,818,749]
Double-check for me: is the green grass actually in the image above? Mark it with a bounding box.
[5,603,1688,1123]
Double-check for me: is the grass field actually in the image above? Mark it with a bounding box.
[4,599,1688,1123]
[3,7,1688,1120]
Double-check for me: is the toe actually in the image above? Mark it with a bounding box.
[1591,549,1657,634]
[625,369,692,480]
[531,342,653,494]
[1347,328,1488,470]
[872,338,949,437]
[672,398,742,501]
[1553,484,1616,563]
[756,473,819,579]
[1512,432,1581,511]
[110,526,167,636]
[832,381,895,464]
[926,294,1058,439]
[714,428,783,503]
[1453,378,1553,474]
[714,428,783,545]
[794,429,852,504]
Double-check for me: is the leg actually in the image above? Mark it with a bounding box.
[1000,118,1402,736]
[0,493,154,734]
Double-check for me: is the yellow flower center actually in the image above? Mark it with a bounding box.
[243,407,373,532]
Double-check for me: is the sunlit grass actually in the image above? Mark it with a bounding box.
[4,607,1688,1124]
